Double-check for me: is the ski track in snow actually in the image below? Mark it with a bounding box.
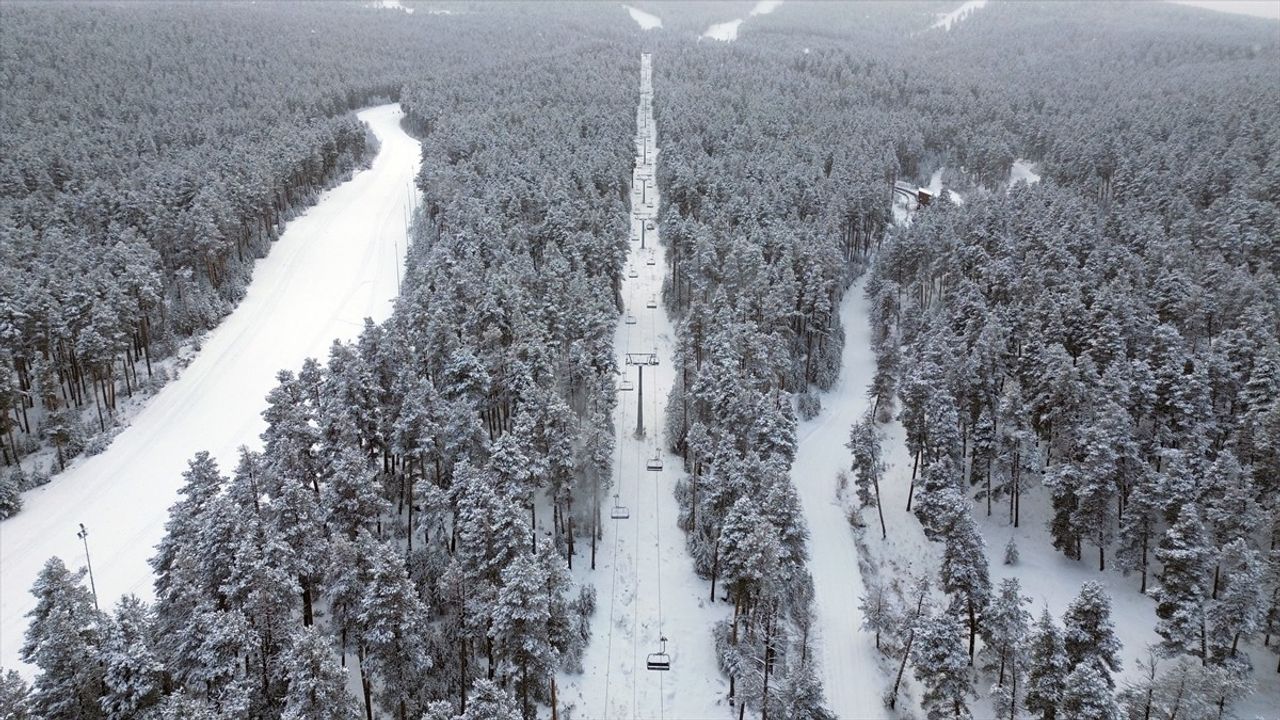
[791,276,889,719]
[623,4,663,30]
[558,53,729,720]
[931,0,987,31]
[0,104,420,674]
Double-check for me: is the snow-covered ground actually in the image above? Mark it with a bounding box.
[623,4,662,30]
[701,19,744,42]
[557,53,730,720]
[1008,158,1041,187]
[931,0,987,31]
[701,0,782,42]
[367,0,415,14]
[0,104,419,674]
[790,277,889,719]
[750,0,783,17]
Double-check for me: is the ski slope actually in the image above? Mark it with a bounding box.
[0,104,420,674]
[790,278,888,719]
[559,53,729,720]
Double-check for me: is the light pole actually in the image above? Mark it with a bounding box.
[77,523,98,610]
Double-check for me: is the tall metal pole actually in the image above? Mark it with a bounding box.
[77,523,98,611]
[636,365,645,437]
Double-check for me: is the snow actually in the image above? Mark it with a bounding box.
[1008,158,1041,188]
[931,0,987,31]
[0,104,419,674]
[750,0,783,16]
[700,1,782,42]
[557,53,730,720]
[701,19,744,42]
[623,4,662,30]
[789,277,889,719]
[367,0,415,14]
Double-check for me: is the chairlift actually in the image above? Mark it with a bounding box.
[646,296,657,309]
[625,313,637,325]
[646,637,671,671]
[646,452,664,472]
[619,378,635,392]
[646,254,656,266]
[628,267,639,278]
[610,494,630,520]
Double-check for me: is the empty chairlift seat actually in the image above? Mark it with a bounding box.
[646,254,656,266]
[647,637,671,671]
[619,378,635,392]
[646,296,657,309]
[625,313,637,325]
[628,267,639,278]
[610,494,630,520]
[646,452,663,471]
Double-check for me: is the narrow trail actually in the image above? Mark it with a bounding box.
[0,104,420,673]
[790,276,889,719]
[559,53,727,720]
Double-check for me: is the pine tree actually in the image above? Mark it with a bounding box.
[0,670,31,720]
[0,470,22,519]
[458,680,521,720]
[1153,504,1211,660]
[99,595,162,720]
[280,626,360,720]
[847,413,886,538]
[1206,538,1263,662]
[981,578,1031,687]
[940,510,990,662]
[20,557,107,720]
[1024,608,1067,720]
[910,613,974,720]
[1059,662,1121,720]
[1063,581,1123,685]
[859,578,896,651]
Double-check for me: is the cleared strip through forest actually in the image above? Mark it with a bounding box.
[558,53,728,720]
[0,104,420,673]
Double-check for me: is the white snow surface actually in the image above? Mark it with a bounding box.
[623,4,663,30]
[750,0,783,16]
[368,0,415,14]
[931,0,987,31]
[1008,158,1041,188]
[557,53,730,720]
[701,18,744,42]
[790,277,889,719]
[700,1,783,42]
[0,104,419,674]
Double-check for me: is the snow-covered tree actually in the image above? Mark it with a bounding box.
[1153,504,1211,660]
[1059,662,1120,720]
[1024,607,1067,720]
[1062,581,1122,685]
[280,625,360,720]
[910,613,974,719]
[21,558,107,720]
[99,595,162,720]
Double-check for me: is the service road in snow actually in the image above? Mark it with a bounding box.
[0,104,420,673]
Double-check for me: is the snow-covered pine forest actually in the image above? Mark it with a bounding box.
[1,1,1277,719]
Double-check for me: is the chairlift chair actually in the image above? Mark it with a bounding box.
[610,494,630,520]
[625,313,637,325]
[646,296,657,309]
[628,268,639,278]
[619,378,635,392]
[646,452,664,472]
[646,637,671,671]
[646,254,656,266]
